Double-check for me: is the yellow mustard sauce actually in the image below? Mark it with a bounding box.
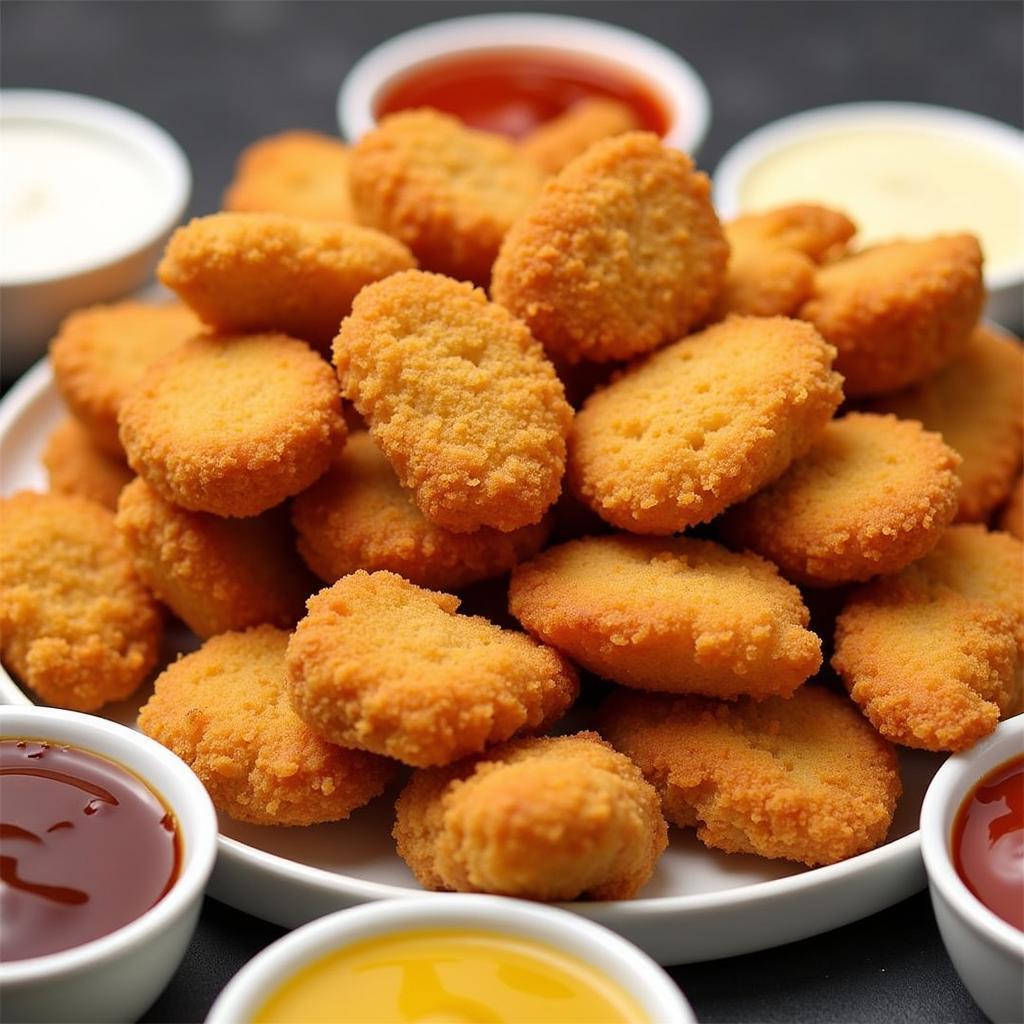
[251,928,650,1024]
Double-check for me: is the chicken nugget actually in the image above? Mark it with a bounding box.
[569,316,843,534]
[597,687,901,867]
[726,204,857,263]
[799,235,984,397]
[0,492,161,711]
[866,325,1024,523]
[118,332,343,518]
[223,130,356,222]
[999,476,1023,540]
[286,571,578,767]
[334,271,571,533]
[138,626,395,825]
[492,132,728,364]
[348,109,543,285]
[158,212,415,350]
[50,301,203,457]
[42,417,133,511]
[291,432,550,590]
[833,525,1023,750]
[518,98,639,175]
[393,732,666,900]
[509,535,821,699]
[116,477,314,638]
[720,413,961,586]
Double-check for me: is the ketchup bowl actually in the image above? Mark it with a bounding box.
[0,706,217,1024]
[920,715,1024,1024]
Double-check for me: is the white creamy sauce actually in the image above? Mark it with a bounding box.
[0,119,162,279]
[738,127,1024,275]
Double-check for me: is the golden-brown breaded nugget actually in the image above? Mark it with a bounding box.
[833,525,1023,751]
[50,301,203,456]
[291,432,551,590]
[568,316,843,534]
[518,98,639,175]
[335,271,571,534]
[492,132,728,364]
[286,571,578,767]
[999,476,1024,540]
[393,732,666,900]
[0,492,161,711]
[799,235,985,397]
[598,687,901,867]
[223,131,356,222]
[42,417,133,511]
[867,325,1024,523]
[509,535,821,699]
[349,109,543,285]
[720,413,961,587]
[726,204,857,263]
[158,212,415,350]
[116,477,314,638]
[138,626,395,825]
[119,333,343,518]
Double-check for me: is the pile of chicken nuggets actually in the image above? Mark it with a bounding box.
[2,98,1022,902]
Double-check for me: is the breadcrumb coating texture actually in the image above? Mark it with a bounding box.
[509,535,821,698]
[291,432,550,589]
[118,332,343,518]
[720,413,962,586]
[334,271,572,533]
[393,732,667,900]
[138,627,395,825]
[518,99,639,175]
[491,132,728,363]
[0,492,161,711]
[286,571,578,767]
[43,417,133,511]
[725,204,857,263]
[568,316,843,534]
[598,687,901,866]
[1000,476,1023,540]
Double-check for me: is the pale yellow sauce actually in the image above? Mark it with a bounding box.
[738,127,1024,274]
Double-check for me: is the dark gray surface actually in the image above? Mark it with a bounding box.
[2,2,1020,1021]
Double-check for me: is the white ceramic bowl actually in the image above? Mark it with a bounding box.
[0,706,217,1024]
[920,716,1024,1023]
[207,895,696,1023]
[0,90,191,374]
[337,13,710,156]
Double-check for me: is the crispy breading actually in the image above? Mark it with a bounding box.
[138,626,395,825]
[720,413,962,586]
[999,476,1024,540]
[118,332,343,518]
[334,271,571,533]
[726,204,857,263]
[222,131,356,222]
[393,731,667,900]
[348,109,543,285]
[116,477,314,638]
[833,525,1023,750]
[286,571,578,767]
[0,492,161,711]
[510,535,821,699]
[867,325,1024,523]
[492,132,728,364]
[597,687,901,867]
[291,432,551,590]
[799,235,984,397]
[158,212,415,350]
[518,98,639,175]
[568,316,843,534]
[43,417,133,511]
[49,301,202,456]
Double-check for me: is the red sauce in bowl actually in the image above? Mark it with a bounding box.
[375,49,670,140]
[952,753,1024,932]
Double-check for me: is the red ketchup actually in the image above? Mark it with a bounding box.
[951,753,1024,931]
[0,739,181,962]
[375,49,670,140]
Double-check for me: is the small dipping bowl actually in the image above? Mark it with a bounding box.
[0,706,217,1024]
[337,13,710,155]
[0,90,191,375]
[206,894,696,1024]
[920,716,1024,1023]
